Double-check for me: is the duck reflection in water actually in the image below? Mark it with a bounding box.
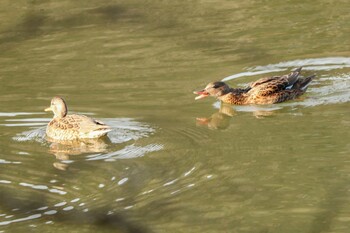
[47,137,111,170]
[196,103,276,130]
[196,103,235,130]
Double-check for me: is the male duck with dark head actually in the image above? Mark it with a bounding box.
[45,97,111,140]
[194,67,315,105]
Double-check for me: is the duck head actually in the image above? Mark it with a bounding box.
[45,96,68,118]
[194,81,231,100]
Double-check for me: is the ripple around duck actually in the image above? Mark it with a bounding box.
[10,117,155,144]
[7,115,162,163]
[103,118,155,143]
[220,57,350,111]
[12,126,47,143]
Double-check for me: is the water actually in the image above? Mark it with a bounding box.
[0,1,350,232]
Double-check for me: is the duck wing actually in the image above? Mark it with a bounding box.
[69,115,110,133]
[248,67,302,96]
[249,76,282,88]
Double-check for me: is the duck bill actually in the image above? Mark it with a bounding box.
[44,107,52,112]
[193,90,209,100]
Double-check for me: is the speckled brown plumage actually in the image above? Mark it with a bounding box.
[194,67,315,105]
[45,97,111,140]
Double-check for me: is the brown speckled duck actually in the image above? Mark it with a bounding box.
[45,97,111,140]
[194,67,315,105]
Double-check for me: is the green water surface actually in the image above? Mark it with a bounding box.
[0,1,350,233]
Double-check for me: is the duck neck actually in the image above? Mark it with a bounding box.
[218,91,247,105]
[53,108,67,119]
[53,114,64,119]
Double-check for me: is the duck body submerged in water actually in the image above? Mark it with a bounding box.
[45,97,111,140]
[194,67,315,105]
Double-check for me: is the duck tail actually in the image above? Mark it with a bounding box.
[292,67,303,75]
[293,74,316,91]
[287,67,303,86]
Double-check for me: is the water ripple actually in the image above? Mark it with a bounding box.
[0,214,42,226]
[250,57,350,71]
[103,118,155,143]
[0,112,44,117]
[19,182,67,195]
[86,143,163,161]
[0,159,21,165]
[12,127,46,143]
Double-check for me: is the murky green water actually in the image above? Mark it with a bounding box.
[1,1,350,232]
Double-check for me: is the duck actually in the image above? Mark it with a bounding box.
[194,67,315,105]
[44,97,111,140]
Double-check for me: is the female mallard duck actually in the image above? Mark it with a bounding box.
[194,67,315,105]
[44,97,111,140]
